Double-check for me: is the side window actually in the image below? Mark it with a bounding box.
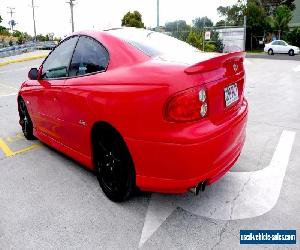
[69,36,109,77]
[272,41,278,45]
[42,36,78,79]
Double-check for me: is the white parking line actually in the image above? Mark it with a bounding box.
[0,84,18,97]
[139,130,296,247]
[0,84,18,90]
[0,93,17,97]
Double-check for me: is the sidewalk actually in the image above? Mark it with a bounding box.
[0,50,50,66]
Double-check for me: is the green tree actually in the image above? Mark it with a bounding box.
[165,20,190,40]
[165,20,189,32]
[12,30,22,37]
[0,26,10,35]
[285,28,300,46]
[121,11,145,28]
[0,15,10,36]
[193,16,213,30]
[186,30,202,49]
[215,20,227,27]
[36,34,47,41]
[217,0,246,26]
[246,0,269,49]
[210,31,223,52]
[260,0,295,14]
[12,30,25,44]
[269,5,293,39]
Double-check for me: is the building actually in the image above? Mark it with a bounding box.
[290,0,300,28]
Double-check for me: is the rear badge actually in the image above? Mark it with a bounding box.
[233,63,238,73]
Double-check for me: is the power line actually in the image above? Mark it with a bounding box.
[30,0,37,41]
[66,0,76,33]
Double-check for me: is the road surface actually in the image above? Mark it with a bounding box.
[0,58,299,249]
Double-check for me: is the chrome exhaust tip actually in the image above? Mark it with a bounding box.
[189,180,207,195]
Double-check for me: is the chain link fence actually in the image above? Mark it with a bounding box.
[161,26,246,53]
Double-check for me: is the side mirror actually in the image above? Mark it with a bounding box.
[28,68,39,80]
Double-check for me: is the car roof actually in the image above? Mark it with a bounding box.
[103,27,154,38]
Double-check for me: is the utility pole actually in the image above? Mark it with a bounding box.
[31,0,37,41]
[156,0,159,30]
[203,19,206,52]
[66,0,76,33]
[7,7,15,31]
[243,15,247,51]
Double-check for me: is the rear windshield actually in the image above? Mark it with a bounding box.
[107,28,200,57]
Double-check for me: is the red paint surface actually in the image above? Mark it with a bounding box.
[19,30,248,193]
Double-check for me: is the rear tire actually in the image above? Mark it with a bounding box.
[94,129,135,202]
[18,97,35,140]
[288,49,294,56]
[268,49,274,55]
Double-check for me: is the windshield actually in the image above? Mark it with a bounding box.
[107,28,200,57]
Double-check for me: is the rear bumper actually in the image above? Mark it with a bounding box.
[125,99,248,194]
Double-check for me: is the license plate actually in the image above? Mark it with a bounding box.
[224,83,239,107]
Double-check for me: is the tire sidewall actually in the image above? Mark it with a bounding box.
[268,49,273,55]
[18,98,35,140]
[95,133,135,202]
[289,49,294,56]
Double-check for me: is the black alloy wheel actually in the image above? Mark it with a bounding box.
[94,131,135,202]
[18,98,35,140]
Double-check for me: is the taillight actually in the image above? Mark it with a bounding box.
[164,86,208,122]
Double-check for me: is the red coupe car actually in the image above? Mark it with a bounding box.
[18,28,248,202]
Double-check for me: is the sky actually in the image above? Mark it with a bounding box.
[0,0,237,38]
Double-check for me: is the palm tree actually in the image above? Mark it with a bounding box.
[269,5,293,39]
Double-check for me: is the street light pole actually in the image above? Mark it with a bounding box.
[203,19,206,52]
[157,0,159,30]
[66,0,76,33]
[31,0,37,41]
[243,15,247,51]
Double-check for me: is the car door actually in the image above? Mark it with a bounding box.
[34,36,79,142]
[280,41,289,53]
[61,36,109,156]
[276,41,284,53]
[272,41,280,53]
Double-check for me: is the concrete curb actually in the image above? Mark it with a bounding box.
[0,54,48,67]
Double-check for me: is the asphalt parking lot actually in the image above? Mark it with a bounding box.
[0,57,300,249]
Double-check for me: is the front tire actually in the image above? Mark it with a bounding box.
[288,49,294,56]
[268,49,274,55]
[94,130,135,202]
[18,97,35,140]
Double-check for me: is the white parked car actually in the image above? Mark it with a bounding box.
[264,40,300,56]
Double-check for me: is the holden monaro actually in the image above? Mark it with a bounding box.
[18,28,248,202]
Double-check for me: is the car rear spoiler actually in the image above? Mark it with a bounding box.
[184,51,246,74]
